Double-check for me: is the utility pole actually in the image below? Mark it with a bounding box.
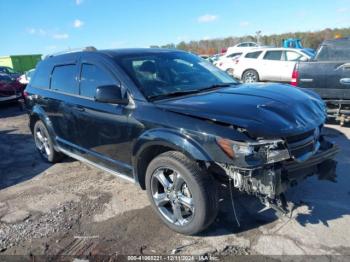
[256,31,262,45]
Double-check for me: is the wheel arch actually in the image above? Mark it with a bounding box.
[132,129,211,189]
[29,105,58,149]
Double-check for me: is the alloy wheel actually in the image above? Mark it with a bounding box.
[34,125,51,159]
[151,167,194,226]
[244,71,257,83]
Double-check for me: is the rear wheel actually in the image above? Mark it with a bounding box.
[242,69,259,83]
[145,151,218,235]
[226,68,234,76]
[33,120,62,163]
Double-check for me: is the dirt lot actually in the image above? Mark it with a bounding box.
[0,102,350,258]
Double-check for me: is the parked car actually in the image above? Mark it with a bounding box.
[292,37,350,125]
[0,74,25,102]
[0,66,21,79]
[232,48,312,83]
[18,69,35,85]
[214,52,243,74]
[226,42,259,55]
[25,48,338,235]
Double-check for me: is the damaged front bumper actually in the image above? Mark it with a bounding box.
[219,138,339,213]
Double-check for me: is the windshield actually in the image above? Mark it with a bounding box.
[115,51,237,100]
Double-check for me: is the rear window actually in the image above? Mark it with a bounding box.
[50,64,78,94]
[245,51,262,59]
[317,45,350,61]
[263,51,283,60]
[30,62,51,89]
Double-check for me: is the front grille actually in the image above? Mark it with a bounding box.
[285,129,318,159]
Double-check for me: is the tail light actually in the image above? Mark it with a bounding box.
[291,64,299,86]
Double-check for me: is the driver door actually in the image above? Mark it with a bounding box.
[73,58,134,176]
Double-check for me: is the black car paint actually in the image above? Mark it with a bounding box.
[296,38,350,124]
[297,39,350,97]
[25,49,336,191]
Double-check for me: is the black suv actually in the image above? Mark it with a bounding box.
[25,48,339,235]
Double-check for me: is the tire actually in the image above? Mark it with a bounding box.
[145,151,218,235]
[242,69,259,83]
[33,120,62,163]
[226,68,234,76]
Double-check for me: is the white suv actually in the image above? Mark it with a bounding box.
[232,48,311,83]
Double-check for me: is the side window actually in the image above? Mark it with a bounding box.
[227,52,242,58]
[285,51,302,61]
[80,64,117,98]
[245,51,262,59]
[51,65,78,94]
[263,51,283,61]
[30,62,51,89]
[316,46,329,61]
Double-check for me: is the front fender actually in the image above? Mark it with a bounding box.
[132,128,211,162]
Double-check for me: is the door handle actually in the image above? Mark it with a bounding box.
[74,105,85,112]
[340,78,350,85]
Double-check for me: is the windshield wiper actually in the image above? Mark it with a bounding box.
[149,90,201,101]
[148,83,237,101]
[198,82,237,92]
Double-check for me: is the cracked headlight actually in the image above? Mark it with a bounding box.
[216,138,291,164]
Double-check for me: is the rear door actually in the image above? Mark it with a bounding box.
[260,50,284,81]
[324,45,350,99]
[49,64,81,145]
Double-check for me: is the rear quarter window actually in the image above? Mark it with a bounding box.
[245,51,262,59]
[30,62,51,89]
[50,64,78,94]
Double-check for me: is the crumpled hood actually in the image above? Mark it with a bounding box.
[156,83,326,138]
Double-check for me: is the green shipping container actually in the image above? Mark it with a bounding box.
[0,54,42,73]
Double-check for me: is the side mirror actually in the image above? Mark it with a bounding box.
[95,85,129,105]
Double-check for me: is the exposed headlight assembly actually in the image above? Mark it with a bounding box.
[216,138,291,164]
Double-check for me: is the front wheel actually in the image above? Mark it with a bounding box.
[242,69,259,83]
[145,151,218,235]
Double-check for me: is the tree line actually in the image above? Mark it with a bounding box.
[150,27,350,55]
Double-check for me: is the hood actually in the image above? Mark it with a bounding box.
[156,83,326,138]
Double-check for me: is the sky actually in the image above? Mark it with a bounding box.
[1,0,350,56]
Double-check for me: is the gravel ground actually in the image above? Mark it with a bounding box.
[0,102,350,259]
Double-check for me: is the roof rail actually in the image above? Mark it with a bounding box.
[45,46,97,59]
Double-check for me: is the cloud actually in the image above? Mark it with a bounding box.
[76,0,84,5]
[197,14,218,23]
[73,19,84,28]
[52,33,69,40]
[239,21,250,27]
[27,28,47,36]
